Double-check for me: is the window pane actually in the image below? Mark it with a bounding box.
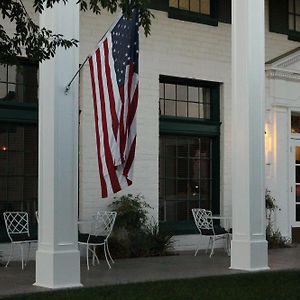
[24,84,38,103]
[296,16,300,31]
[177,85,187,101]
[9,126,24,152]
[296,204,300,222]
[159,100,164,115]
[296,0,300,14]
[188,86,198,102]
[159,83,164,99]
[200,103,210,119]
[179,0,189,10]
[0,177,7,202]
[165,100,176,116]
[289,0,294,13]
[166,202,177,221]
[7,176,23,202]
[165,84,176,100]
[177,101,187,117]
[8,65,17,83]
[169,0,178,8]
[178,140,188,157]
[8,153,24,176]
[23,177,38,201]
[190,0,200,12]
[7,84,18,102]
[203,88,211,104]
[177,179,188,199]
[166,179,176,200]
[200,0,210,14]
[0,64,7,82]
[177,201,187,220]
[177,158,188,178]
[291,112,300,133]
[0,151,8,175]
[188,102,199,118]
[289,14,295,30]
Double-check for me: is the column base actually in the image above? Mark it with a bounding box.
[35,249,82,289]
[230,239,269,271]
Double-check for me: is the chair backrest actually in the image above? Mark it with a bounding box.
[3,212,30,242]
[91,211,117,238]
[192,208,214,235]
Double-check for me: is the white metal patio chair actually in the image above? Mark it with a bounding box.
[78,211,117,270]
[3,212,37,270]
[192,208,229,258]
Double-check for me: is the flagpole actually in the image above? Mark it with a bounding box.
[64,13,123,95]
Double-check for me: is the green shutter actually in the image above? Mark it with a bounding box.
[218,0,231,24]
[269,0,288,35]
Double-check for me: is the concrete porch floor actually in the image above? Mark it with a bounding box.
[0,247,299,298]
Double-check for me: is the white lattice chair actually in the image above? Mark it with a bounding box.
[78,211,117,270]
[3,211,37,269]
[192,208,229,258]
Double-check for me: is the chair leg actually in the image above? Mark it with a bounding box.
[206,237,212,255]
[5,243,14,268]
[92,246,96,266]
[106,242,114,263]
[209,238,215,258]
[194,238,201,257]
[103,244,111,269]
[20,244,24,270]
[86,245,90,271]
[26,242,31,267]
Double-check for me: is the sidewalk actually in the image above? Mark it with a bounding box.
[0,247,299,298]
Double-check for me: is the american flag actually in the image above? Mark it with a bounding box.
[89,11,139,198]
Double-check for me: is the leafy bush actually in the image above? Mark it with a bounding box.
[265,190,291,248]
[105,194,174,259]
[109,194,151,231]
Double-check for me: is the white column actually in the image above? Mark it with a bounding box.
[230,0,269,271]
[35,0,81,288]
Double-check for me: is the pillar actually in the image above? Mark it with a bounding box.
[230,0,269,270]
[35,0,82,288]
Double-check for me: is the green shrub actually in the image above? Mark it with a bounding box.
[109,194,152,231]
[265,190,291,248]
[105,194,174,259]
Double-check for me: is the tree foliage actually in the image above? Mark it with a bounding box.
[0,0,153,64]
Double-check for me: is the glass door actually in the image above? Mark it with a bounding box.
[292,143,300,226]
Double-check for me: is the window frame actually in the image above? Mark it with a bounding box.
[288,0,300,41]
[159,75,221,235]
[168,0,218,27]
[0,59,38,243]
[0,59,38,123]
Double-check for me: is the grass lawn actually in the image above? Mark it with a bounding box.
[3,271,300,300]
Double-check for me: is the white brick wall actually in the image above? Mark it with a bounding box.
[2,0,300,252]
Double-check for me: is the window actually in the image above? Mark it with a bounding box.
[291,112,300,134]
[168,0,218,26]
[160,82,211,119]
[159,76,220,235]
[0,61,38,242]
[0,63,38,104]
[169,0,211,15]
[159,136,213,223]
[289,0,300,33]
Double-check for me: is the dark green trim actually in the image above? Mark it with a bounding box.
[288,30,300,42]
[148,0,168,12]
[160,116,221,136]
[168,7,218,27]
[0,103,38,124]
[211,136,220,215]
[269,0,289,35]
[159,75,220,88]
